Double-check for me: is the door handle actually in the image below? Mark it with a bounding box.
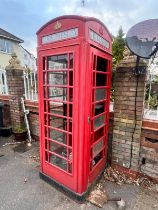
[88,116,90,124]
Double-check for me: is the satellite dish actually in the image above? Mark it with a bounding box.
[126,19,158,59]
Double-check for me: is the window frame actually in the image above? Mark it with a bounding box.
[0,38,13,54]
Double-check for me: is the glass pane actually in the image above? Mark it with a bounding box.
[69,71,73,86]
[69,134,72,146]
[48,115,72,132]
[50,141,67,158]
[94,127,104,142]
[48,102,73,118]
[96,88,106,101]
[45,151,48,161]
[43,57,46,70]
[68,163,72,173]
[5,40,13,53]
[68,149,72,161]
[44,100,47,112]
[94,115,105,129]
[96,73,107,86]
[95,102,104,116]
[0,38,5,52]
[48,71,67,85]
[49,129,67,144]
[43,72,46,85]
[49,115,67,130]
[93,55,96,70]
[48,54,68,70]
[50,154,67,171]
[48,87,67,100]
[70,53,73,69]
[44,127,48,139]
[93,138,104,158]
[96,56,108,72]
[44,86,47,98]
[48,102,67,116]
[92,150,103,167]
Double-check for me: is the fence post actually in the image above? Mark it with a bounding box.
[112,47,147,176]
[23,70,38,101]
[0,68,8,94]
[5,53,25,129]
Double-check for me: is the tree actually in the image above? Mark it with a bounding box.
[112,27,125,67]
[110,27,125,102]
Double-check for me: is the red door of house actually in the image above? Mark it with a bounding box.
[39,45,79,191]
[87,47,111,183]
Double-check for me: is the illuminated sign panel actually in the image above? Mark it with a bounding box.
[89,29,110,48]
[42,28,78,44]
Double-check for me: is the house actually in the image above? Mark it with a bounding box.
[0,28,37,95]
[20,46,37,72]
[0,28,36,71]
[0,28,24,69]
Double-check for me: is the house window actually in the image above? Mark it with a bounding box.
[0,38,5,52]
[0,38,13,54]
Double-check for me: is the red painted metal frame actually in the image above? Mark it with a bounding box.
[38,46,80,191]
[37,15,112,195]
[88,48,111,183]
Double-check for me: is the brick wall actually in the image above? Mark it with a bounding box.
[25,100,39,141]
[112,48,147,176]
[140,120,158,180]
[111,48,158,181]
[0,96,11,127]
[107,112,114,164]
[0,53,157,181]
[0,94,158,181]
[6,54,25,129]
[112,69,146,171]
[24,100,158,181]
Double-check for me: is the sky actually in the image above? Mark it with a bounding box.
[0,0,157,56]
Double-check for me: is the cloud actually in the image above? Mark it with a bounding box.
[22,37,37,56]
[61,1,130,35]
[0,0,157,56]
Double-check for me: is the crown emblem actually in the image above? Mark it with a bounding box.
[54,21,62,30]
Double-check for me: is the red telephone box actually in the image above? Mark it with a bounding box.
[37,15,112,198]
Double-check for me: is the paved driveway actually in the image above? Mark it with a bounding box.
[0,137,157,210]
